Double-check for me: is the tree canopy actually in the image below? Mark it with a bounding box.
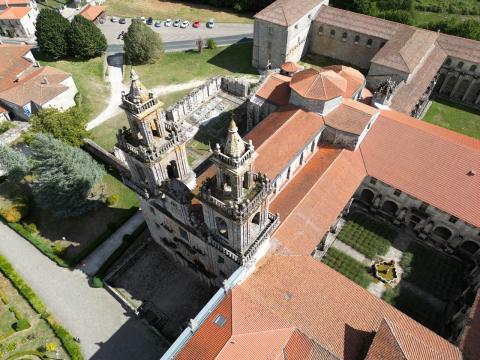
[67,15,107,59]
[0,146,30,182]
[30,134,105,218]
[424,18,480,41]
[124,19,163,65]
[35,9,70,59]
[30,106,88,147]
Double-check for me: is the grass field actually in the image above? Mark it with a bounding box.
[423,99,480,139]
[105,0,253,23]
[38,55,109,120]
[322,247,372,288]
[337,213,397,259]
[37,0,69,9]
[125,43,257,88]
[401,241,464,301]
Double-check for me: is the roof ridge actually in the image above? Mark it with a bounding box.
[232,326,295,337]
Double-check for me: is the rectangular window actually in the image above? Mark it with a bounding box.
[419,202,428,212]
[217,256,225,264]
[369,178,377,185]
[449,216,458,224]
[393,189,401,196]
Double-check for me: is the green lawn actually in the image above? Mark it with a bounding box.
[322,247,372,288]
[105,0,253,23]
[38,55,109,120]
[0,275,69,359]
[89,113,129,152]
[337,213,397,259]
[37,0,70,9]
[383,285,443,332]
[401,241,464,301]
[126,43,257,88]
[423,99,480,139]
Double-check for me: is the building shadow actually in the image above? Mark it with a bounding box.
[207,42,257,75]
[343,324,375,360]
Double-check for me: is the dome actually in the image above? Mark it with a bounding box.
[323,65,365,97]
[281,61,300,73]
[290,68,348,101]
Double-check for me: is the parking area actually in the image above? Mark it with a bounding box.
[99,18,253,46]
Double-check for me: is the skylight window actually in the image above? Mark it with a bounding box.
[213,314,227,327]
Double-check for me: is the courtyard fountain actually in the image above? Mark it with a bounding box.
[373,259,399,285]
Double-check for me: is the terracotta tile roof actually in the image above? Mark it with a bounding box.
[459,290,480,360]
[365,320,407,360]
[360,110,480,228]
[255,73,291,106]
[371,28,438,73]
[284,329,340,360]
[0,105,6,113]
[240,255,463,360]
[390,45,446,114]
[290,68,347,101]
[315,5,402,40]
[324,98,378,135]
[0,66,71,107]
[323,65,365,98]
[246,106,325,180]
[79,4,105,21]
[270,149,366,255]
[270,146,343,219]
[281,62,300,73]
[0,44,34,93]
[0,6,30,19]
[0,0,31,5]
[438,33,480,64]
[254,0,323,26]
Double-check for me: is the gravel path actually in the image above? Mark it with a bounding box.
[0,222,165,360]
[79,211,144,276]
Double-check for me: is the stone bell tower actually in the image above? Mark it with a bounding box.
[117,69,196,197]
[199,120,279,264]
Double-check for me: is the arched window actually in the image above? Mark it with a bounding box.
[216,217,228,239]
[366,38,373,47]
[223,174,232,192]
[459,240,480,254]
[360,189,375,204]
[445,58,452,66]
[318,26,324,35]
[330,29,335,37]
[252,212,260,225]
[457,61,464,69]
[167,160,179,179]
[342,32,347,41]
[470,65,477,72]
[354,35,360,44]
[432,226,452,241]
[381,200,398,215]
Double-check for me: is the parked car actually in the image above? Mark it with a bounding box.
[207,18,215,28]
[146,17,153,25]
[165,18,172,27]
[180,20,190,28]
[193,20,201,28]
[173,18,181,27]
[119,17,126,24]
[111,16,118,22]
[140,16,146,23]
[154,20,162,27]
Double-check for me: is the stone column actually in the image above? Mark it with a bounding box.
[475,91,480,105]
[449,75,466,98]
[439,73,453,94]
[462,79,477,102]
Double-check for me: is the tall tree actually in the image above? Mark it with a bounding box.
[30,134,105,218]
[0,146,30,182]
[66,15,107,59]
[124,19,163,65]
[30,106,88,147]
[35,9,70,59]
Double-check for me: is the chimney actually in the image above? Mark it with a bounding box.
[41,76,48,85]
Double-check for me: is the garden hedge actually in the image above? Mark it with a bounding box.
[0,255,83,360]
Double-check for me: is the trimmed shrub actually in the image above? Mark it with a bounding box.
[23,222,38,234]
[14,318,31,331]
[207,38,217,49]
[1,205,28,223]
[92,276,103,288]
[106,194,120,206]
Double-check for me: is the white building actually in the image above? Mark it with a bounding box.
[0,4,37,38]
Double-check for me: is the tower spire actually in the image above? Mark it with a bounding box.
[224,119,245,158]
[128,68,150,104]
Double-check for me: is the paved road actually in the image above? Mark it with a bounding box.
[0,223,165,360]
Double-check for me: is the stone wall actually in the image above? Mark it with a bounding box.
[0,121,29,146]
[82,138,129,175]
[220,77,250,98]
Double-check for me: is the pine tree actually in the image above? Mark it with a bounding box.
[31,106,88,147]
[0,146,30,181]
[35,9,70,59]
[66,15,107,59]
[30,134,105,218]
[124,19,163,65]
